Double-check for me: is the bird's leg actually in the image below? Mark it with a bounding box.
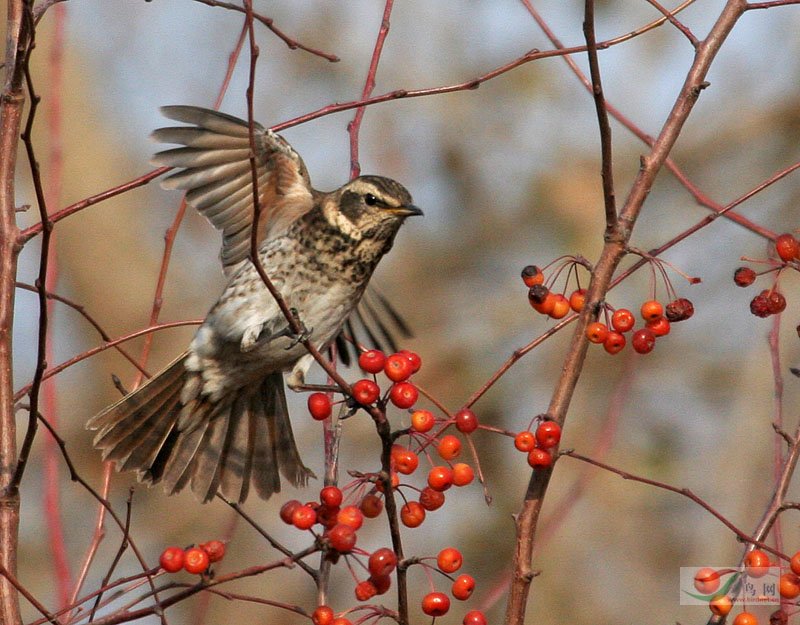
[283,307,313,349]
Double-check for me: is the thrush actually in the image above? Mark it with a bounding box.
[87,106,422,503]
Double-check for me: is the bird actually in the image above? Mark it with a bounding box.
[87,105,422,504]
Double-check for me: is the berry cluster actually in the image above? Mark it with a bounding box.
[302,350,487,624]
[733,232,798,318]
[521,263,695,355]
[307,349,422,421]
[584,298,693,355]
[158,540,226,575]
[694,548,800,625]
[513,418,562,470]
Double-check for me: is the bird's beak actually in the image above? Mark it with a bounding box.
[391,204,423,217]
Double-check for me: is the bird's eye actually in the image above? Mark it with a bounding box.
[364,193,378,206]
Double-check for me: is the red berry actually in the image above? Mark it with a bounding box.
[535,421,562,449]
[183,547,210,574]
[452,463,474,486]
[317,504,340,529]
[400,501,426,527]
[734,266,757,287]
[360,494,383,518]
[199,540,225,563]
[631,328,656,354]
[368,547,398,577]
[463,610,488,625]
[646,316,671,337]
[548,293,571,319]
[767,290,787,314]
[370,573,392,595]
[308,393,332,420]
[665,297,694,322]
[451,574,476,600]
[384,353,413,382]
[640,300,663,321]
[521,265,544,287]
[389,381,418,408]
[280,499,302,524]
[437,547,463,573]
[611,308,635,333]
[399,349,422,373]
[355,579,377,601]
[312,606,334,625]
[419,487,446,511]
[358,349,386,374]
[292,504,318,530]
[437,434,462,460]
[455,408,479,433]
[750,292,771,317]
[320,486,343,508]
[411,409,435,432]
[514,431,536,452]
[585,321,609,344]
[427,466,454,492]
[603,331,626,354]
[421,592,450,617]
[569,288,587,312]
[352,379,381,405]
[337,505,364,530]
[159,546,185,573]
[327,523,357,553]
[527,448,552,469]
[775,233,800,262]
[332,619,353,625]
[391,446,419,475]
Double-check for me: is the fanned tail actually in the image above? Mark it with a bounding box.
[87,359,312,503]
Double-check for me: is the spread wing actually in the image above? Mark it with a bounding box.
[151,105,315,277]
[151,105,412,363]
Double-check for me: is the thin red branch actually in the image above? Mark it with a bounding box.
[347,0,394,179]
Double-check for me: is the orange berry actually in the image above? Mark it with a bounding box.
[585,321,609,344]
[332,619,353,625]
[392,445,419,475]
[790,550,800,575]
[452,463,474,486]
[400,501,426,527]
[640,300,663,321]
[437,547,463,573]
[337,505,364,530]
[427,466,454,492]
[183,547,210,574]
[437,435,462,460]
[384,353,413,382]
[292,505,317,530]
[411,409,435,433]
[514,431,536,452]
[744,549,770,578]
[521,265,544,287]
[733,612,758,625]
[709,594,732,616]
[549,293,571,319]
[780,572,800,599]
[569,288,587,312]
[312,606,334,625]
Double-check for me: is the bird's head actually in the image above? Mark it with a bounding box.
[323,175,422,244]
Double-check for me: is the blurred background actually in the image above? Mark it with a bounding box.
[8,0,800,623]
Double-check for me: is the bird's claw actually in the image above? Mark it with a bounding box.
[284,308,313,350]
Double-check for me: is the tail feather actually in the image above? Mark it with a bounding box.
[87,355,313,503]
